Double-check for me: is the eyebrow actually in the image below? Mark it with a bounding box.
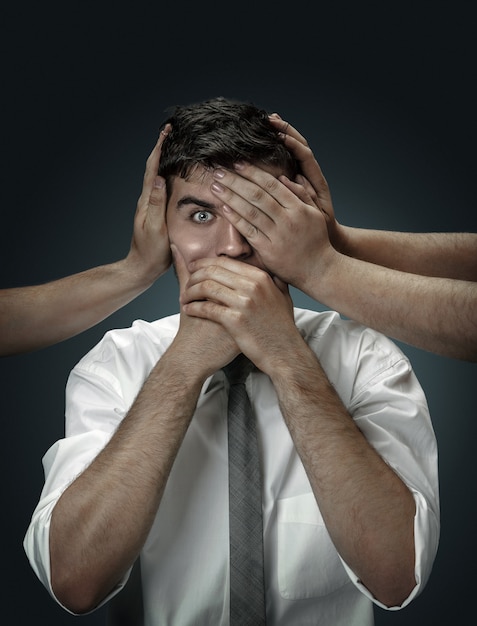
[176,195,216,210]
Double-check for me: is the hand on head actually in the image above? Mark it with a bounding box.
[127,124,173,281]
[268,113,345,249]
[208,159,337,293]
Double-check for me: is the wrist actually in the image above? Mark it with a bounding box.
[119,253,165,291]
[332,223,356,256]
[300,243,344,304]
[153,346,209,394]
[335,225,379,264]
[267,341,326,393]
[163,338,223,387]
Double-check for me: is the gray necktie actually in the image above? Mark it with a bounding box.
[224,355,266,625]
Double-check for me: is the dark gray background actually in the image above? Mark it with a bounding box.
[1,2,475,624]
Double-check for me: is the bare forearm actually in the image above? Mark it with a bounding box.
[340,228,477,281]
[303,250,477,361]
[0,258,161,356]
[1,127,172,357]
[270,348,416,607]
[49,353,204,614]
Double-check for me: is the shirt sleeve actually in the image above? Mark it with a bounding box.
[23,353,135,612]
[341,349,440,610]
[22,432,134,613]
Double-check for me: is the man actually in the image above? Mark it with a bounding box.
[211,114,477,361]
[24,98,439,625]
[0,126,171,357]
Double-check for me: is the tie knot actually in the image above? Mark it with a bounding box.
[223,354,254,386]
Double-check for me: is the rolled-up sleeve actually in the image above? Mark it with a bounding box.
[342,353,440,609]
[23,345,135,609]
[23,321,172,610]
[23,430,119,610]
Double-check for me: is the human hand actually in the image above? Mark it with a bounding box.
[170,245,239,378]
[268,113,345,249]
[126,125,172,284]
[181,256,303,375]
[209,163,336,294]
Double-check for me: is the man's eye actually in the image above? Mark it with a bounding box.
[192,211,213,223]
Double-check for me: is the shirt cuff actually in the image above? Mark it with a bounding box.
[339,488,440,610]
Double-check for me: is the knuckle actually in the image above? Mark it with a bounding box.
[249,277,266,299]
[203,278,216,292]
[244,222,258,240]
[251,187,265,203]
[204,264,220,278]
[264,176,280,195]
[148,189,162,207]
[198,279,219,300]
[246,204,260,222]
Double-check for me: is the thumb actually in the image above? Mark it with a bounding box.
[171,244,190,293]
[273,276,294,313]
[273,275,290,296]
[148,175,166,205]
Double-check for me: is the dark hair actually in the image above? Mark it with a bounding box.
[158,97,297,183]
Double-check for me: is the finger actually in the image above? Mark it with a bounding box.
[269,114,308,147]
[187,260,236,289]
[295,174,319,204]
[269,115,329,192]
[269,115,327,186]
[212,164,302,223]
[132,173,167,239]
[279,132,317,169]
[211,168,280,224]
[232,162,308,213]
[186,263,256,299]
[140,124,171,204]
[280,134,331,202]
[278,175,318,208]
[135,124,171,230]
[183,279,233,308]
[182,298,229,324]
[189,255,263,278]
[220,204,267,246]
[145,175,167,217]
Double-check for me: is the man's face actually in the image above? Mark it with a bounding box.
[166,166,266,274]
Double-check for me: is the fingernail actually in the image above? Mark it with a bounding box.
[154,176,165,188]
[234,161,245,170]
[211,182,224,193]
[213,168,225,179]
[269,113,282,120]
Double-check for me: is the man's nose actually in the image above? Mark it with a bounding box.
[216,220,252,259]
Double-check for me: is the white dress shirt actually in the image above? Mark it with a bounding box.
[24,308,440,626]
